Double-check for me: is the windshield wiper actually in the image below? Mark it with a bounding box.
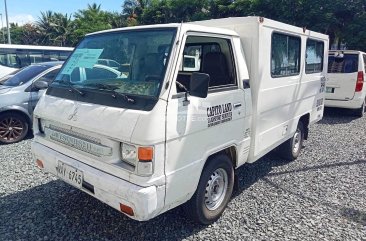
[58,79,84,96]
[84,83,135,103]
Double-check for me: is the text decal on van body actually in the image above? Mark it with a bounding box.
[207,103,233,127]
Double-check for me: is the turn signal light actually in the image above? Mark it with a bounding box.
[120,203,134,216]
[36,159,44,169]
[355,71,364,92]
[138,147,153,162]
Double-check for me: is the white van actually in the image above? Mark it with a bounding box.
[325,50,366,117]
[31,17,328,224]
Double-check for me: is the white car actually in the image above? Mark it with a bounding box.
[325,50,366,117]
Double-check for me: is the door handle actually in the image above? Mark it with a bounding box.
[233,103,242,108]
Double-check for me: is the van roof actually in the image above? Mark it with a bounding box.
[86,22,239,38]
[87,17,328,41]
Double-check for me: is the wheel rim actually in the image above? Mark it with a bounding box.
[205,168,228,211]
[292,129,301,154]
[0,117,24,142]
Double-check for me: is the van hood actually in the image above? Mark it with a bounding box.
[34,94,140,142]
[0,85,12,94]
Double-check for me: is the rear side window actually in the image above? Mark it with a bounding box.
[306,39,324,73]
[363,54,366,71]
[328,54,358,73]
[271,33,301,77]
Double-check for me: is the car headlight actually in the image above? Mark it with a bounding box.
[121,143,137,166]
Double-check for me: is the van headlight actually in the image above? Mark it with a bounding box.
[120,143,154,176]
[121,143,137,166]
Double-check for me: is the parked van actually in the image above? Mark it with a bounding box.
[31,17,328,224]
[325,50,366,117]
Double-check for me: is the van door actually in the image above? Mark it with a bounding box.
[326,53,361,100]
[164,33,247,206]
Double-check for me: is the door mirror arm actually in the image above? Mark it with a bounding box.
[176,81,190,106]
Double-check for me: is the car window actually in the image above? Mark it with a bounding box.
[0,65,50,86]
[177,35,236,92]
[37,68,60,83]
[305,39,324,74]
[271,33,301,77]
[328,54,359,73]
[0,69,22,83]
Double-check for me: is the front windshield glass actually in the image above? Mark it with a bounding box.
[52,28,177,98]
[0,65,49,86]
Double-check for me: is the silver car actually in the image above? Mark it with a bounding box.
[0,62,63,144]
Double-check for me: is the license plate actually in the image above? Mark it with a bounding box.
[326,87,334,93]
[56,161,83,188]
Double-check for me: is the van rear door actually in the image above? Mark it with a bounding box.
[326,53,360,100]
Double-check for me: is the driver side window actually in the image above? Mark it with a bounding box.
[177,35,236,92]
[34,68,60,85]
[39,69,60,83]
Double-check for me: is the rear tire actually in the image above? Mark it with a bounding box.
[355,99,365,118]
[278,121,304,161]
[0,112,29,144]
[183,154,234,225]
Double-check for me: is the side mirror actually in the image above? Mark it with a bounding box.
[33,80,49,91]
[190,72,209,98]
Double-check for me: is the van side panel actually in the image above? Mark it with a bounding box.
[195,17,328,162]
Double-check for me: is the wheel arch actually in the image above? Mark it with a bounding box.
[203,145,238,170]
[0,106,32,127]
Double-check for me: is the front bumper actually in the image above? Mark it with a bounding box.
[31,142,165,221]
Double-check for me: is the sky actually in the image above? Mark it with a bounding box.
[0,0,122,26]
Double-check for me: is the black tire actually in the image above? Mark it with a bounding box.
[278,121,305,161]
[0,112,29,144]
[183,154,234,225]
[355,99,365,118]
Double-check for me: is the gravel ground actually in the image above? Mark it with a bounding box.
[0,108,366,241]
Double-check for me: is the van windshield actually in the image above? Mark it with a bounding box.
[51,29,176,103]
[328,54,359,73]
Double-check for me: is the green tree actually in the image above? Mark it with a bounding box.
[72,3,113,43]
[21,23,42,45]
[50,13,73,46]
[36,11,55,45]
[9,23,24,44]
[36,11,73,46]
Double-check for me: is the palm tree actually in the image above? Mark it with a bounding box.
[51,13,73,46]
[36,11,73,46]
[36,11,55,45]
[74,3,102,20]
[72,3,113,43]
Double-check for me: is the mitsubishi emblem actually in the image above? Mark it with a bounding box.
[68,106,78,121]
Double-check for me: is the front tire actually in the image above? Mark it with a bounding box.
[0,112,29,144]
[278,121,304,161]
[183,154,234,224]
